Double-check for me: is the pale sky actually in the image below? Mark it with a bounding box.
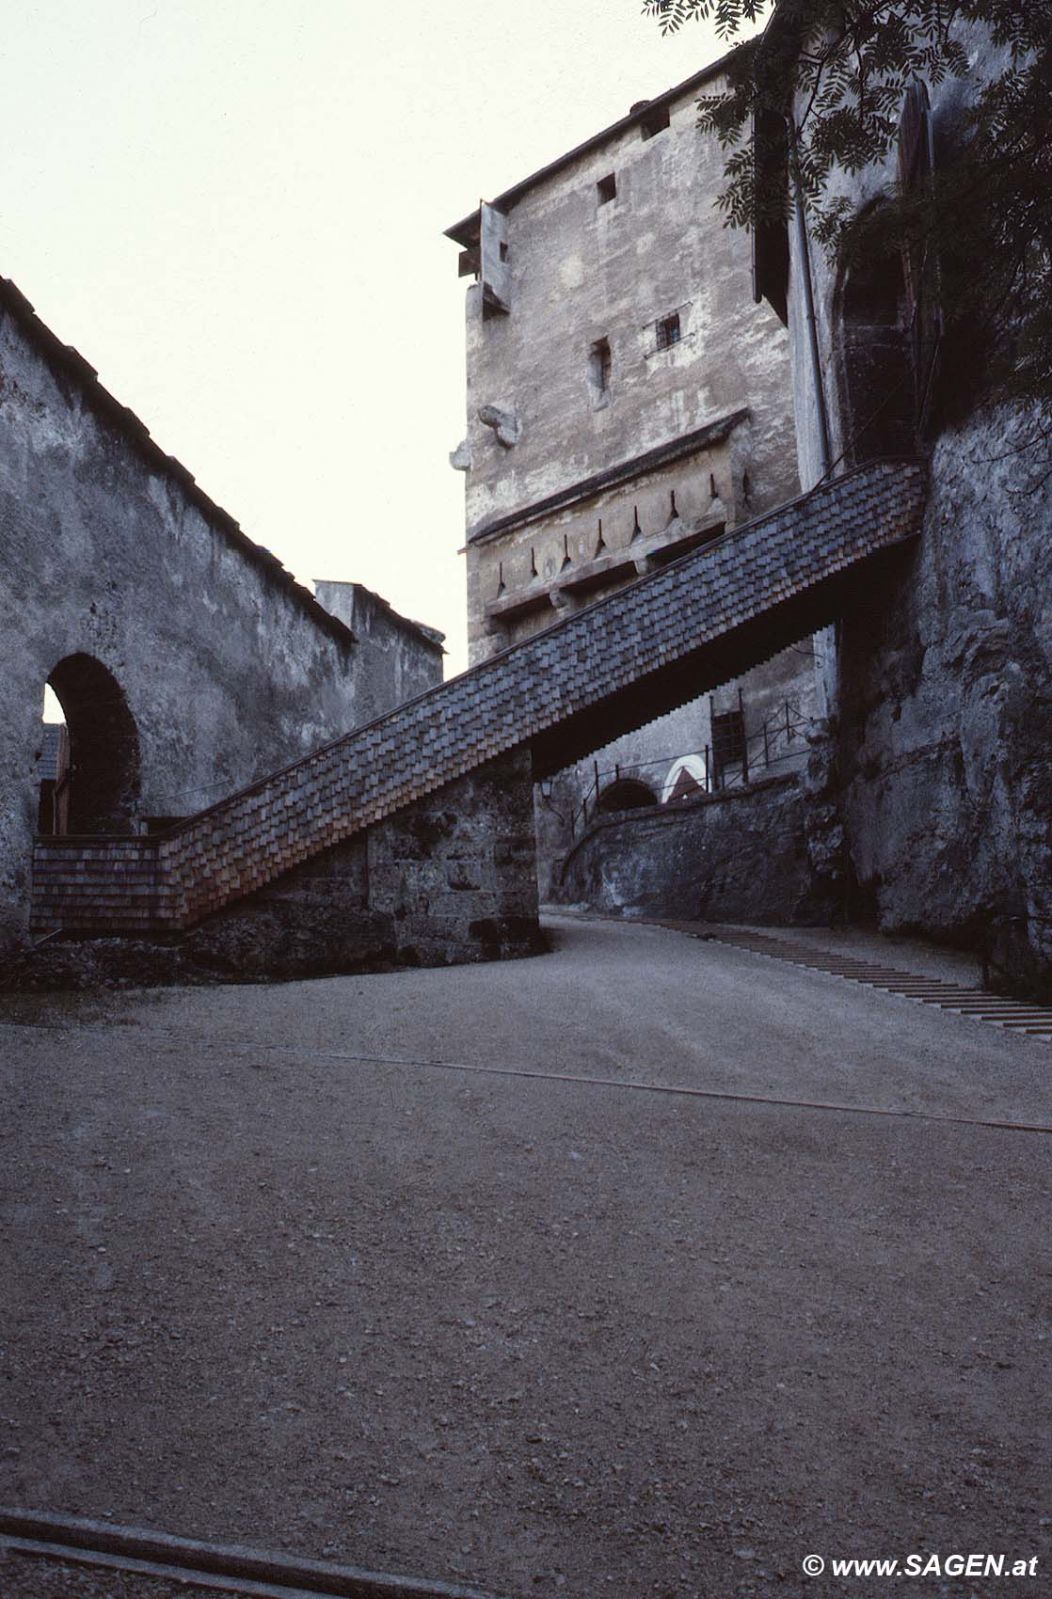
[3,1,742,676]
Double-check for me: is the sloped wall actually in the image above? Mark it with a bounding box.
[0,288,438,947]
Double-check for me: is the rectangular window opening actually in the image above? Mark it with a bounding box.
[499,241,509,262]
[597,173,617,206]
[589,337,612,396]
[655,312,682,351]
[640,104,671,140]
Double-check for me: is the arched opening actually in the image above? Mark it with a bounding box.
[661,755,708,804]
[835,209,917,464]
[596,777,658,814]
[40,655,141,835]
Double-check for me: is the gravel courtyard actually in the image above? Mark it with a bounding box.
[1,914,1049,1598]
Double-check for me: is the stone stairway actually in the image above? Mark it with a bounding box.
[30,460,926,938]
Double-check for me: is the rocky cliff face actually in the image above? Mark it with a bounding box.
[555,774,837,927]
[836,410,1052,994]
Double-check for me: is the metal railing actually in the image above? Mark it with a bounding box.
[556,698,811,839]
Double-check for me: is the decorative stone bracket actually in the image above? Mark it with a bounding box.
[478,404,521,449]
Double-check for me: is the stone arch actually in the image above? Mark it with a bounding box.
[834,206,917,465]
[44,654,141,834]
[596,777,658,814]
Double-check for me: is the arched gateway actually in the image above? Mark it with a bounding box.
[43,656,141,836]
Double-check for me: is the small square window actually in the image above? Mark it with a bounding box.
[597,173,617,206]
[655,312,681,351]
[640,104,671,140]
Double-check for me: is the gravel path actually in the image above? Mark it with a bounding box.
[0,1550,208,1598]
[1,915,1048,1598]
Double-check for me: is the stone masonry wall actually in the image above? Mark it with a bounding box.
[556,775,828,925]
[313,581,444,723]
[534,639,817,900]
[457,67,798,659]
[0,280,437,948]
[780,44,1052,993]
[835,416,1052,991]
[182,749,541,979]
[470,428,739,654]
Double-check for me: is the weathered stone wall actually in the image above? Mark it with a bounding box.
[780,45,1052,990]
[0,283,439,948]
[313,581,444,723]
[835,417,1052,988]
[470,426,739,653]
[556,775,829,925]
[28,463,925,952]
[534,638,818,899]
[184,749,541,978]
[447,60,809,918]
[449,64,799,663]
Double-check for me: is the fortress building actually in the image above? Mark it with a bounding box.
[445,58,820,886]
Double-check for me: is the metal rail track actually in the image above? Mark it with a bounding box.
[0,1508,503,1599]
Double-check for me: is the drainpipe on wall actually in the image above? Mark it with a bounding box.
[788,118,838,720]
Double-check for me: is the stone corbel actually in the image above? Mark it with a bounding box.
[478,404,522,449]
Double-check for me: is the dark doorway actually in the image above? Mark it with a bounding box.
[836,217,917,463]
[712,708,746,784]
[597,778,658,813]
[42,655,141,834]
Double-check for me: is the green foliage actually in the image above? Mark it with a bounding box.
[642,0,1052,410]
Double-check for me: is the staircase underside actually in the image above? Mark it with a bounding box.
[31,460,927,937]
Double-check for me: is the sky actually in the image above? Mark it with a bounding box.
[3,0,743,678]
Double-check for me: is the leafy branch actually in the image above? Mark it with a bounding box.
[641,0,1052,410]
